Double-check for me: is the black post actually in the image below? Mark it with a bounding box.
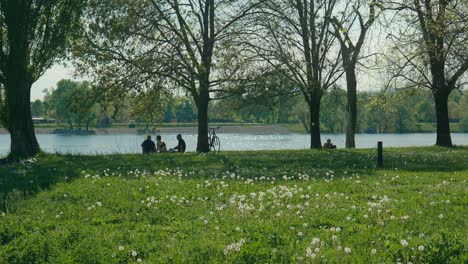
[377,141,383,168]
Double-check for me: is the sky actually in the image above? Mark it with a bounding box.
[31,64,77,101]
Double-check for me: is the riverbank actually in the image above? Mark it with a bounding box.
[0,147,466,262]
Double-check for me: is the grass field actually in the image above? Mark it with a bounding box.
[0,147,467,263]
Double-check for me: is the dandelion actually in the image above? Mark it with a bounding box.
[314,248,320,253]
[131,250,137,257]
[332,235,337,241]
[344,247,351,253]
[401,239,408,247]
[298,232,303,237]
[311,238,320,246]
[364,214,369,219]
[236,227,241,231]
[96,202,102,207]
[119,246,124,251]
[336,227,341,232]
[418,245,424,251]
[63,194,68,198]
[419,233,425,238]
[371,248,377,254]
[439,214,444,219]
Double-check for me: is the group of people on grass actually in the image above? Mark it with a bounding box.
[142,134,336,153]
[141,134,186,154]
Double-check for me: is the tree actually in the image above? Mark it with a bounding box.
[31,99,44,117]
[329,0,381,147]
[0,0,84,158]
[68,82,97,131]
[320,87,347,133]
[249,0,342,148]
[385,0,468,146]
[76,0,264,152]
[45,80,78,129]
[129,86,166,131]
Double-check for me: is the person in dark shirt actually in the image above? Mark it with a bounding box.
[173,134,186,153]
[323,138,336,149]
[141,135,156,154]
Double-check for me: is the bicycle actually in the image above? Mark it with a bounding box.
[208,127,221,152]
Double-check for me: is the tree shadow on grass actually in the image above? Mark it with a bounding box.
[1,147,467,211]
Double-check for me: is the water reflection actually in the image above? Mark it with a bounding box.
[0,133,467,155]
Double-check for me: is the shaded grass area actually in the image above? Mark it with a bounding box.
[1,146,467,201]
[0,147,467,263]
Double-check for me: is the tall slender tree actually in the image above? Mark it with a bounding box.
[329,0,381,148]
[0,0,83,158]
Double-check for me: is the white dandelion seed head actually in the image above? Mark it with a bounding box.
[400,239,408,247]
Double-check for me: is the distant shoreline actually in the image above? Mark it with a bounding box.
[0,125,291,135]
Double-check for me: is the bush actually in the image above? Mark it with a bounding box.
[460,117,468,132]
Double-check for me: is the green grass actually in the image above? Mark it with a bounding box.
[0,147,467,263]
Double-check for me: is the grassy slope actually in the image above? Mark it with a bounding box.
[0,147,467,263]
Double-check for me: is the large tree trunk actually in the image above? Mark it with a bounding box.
[309,95,322,149]
[196,87,210,153]
[345,67,357,148]
[433,90,452,147]
[5,69,40,158]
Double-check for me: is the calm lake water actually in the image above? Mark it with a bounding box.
[1,133,467,156]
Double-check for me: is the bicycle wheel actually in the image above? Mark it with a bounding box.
[208,137,215,152]
[212,135,221,152]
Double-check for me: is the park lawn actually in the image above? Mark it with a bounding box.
[0,147,467,263]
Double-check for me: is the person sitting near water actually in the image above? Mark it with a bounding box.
[323,139,337,149]
[155,135,167,153]
[141,135,156,154]
[172,134,186,153]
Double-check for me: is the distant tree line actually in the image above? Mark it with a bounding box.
[31,79,468,133]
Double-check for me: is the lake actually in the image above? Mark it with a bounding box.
[1,133,467,156]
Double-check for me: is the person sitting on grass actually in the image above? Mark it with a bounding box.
[141,135,156,154]
[323,139,336,149]
[172,134,186,153]
[156,135,167,153]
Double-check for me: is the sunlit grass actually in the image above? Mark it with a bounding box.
[0,147,467,263]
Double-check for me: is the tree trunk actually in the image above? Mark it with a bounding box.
[433,90,452,147]
[196,87,210,153]
[345,67,357,148]
[5,69,40,158]
[308,95,322,149]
